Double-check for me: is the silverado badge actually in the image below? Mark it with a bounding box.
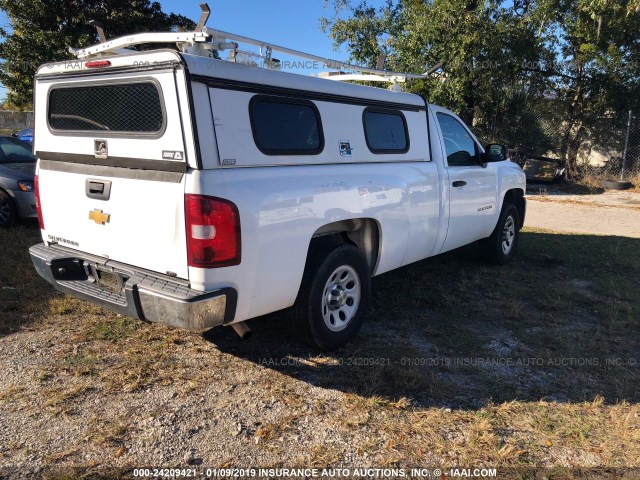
[89,209,110,225]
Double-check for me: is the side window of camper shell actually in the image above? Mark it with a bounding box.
[362,108,409,154]
[249,96,324,155]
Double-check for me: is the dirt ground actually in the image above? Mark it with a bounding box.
[1,191,639,479]
[525,189,640,238]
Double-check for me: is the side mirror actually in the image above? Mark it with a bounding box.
[484,143,509,162]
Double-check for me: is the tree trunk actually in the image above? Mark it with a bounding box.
[460,75,476,126]
[565,124,586,179]
[560,57,584,179]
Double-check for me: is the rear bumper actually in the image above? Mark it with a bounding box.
[29,243,237,330]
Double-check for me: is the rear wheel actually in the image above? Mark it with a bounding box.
[480,202,520,265]
[0,191,17,228]
[292,243,370,350]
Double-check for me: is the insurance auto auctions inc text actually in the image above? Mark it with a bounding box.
[196,467,497,478]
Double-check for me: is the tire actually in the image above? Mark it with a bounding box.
[0,191,17,229]
[601,180,633,191]
[291,243,371,350]
[480,202,520,265]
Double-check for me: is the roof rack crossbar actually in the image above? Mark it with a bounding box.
[72,31,212,58]
[206,28,432,80]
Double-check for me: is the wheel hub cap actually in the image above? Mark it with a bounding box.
[321,265,361,332]
[502,215,515,255]
[327,285,348,309]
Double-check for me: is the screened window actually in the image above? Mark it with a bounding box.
[363,109,409,153]
[250,97,323,155]
[436,113,479,166]
[48,82,164,134]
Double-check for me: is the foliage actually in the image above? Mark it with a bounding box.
[0,0,197,109]
[323,1,551,123]
[531,0,640,176]
[322,0,640,177]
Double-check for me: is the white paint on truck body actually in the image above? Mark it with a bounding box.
[32,49,525,326]
[34,55,196,279]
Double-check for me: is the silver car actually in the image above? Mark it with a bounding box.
[0,136,37,228]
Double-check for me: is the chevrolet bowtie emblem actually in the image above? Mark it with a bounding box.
[89,209,110,225]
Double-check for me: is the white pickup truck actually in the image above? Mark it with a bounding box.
[29,30,526,350]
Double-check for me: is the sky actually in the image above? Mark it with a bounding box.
[0,0,388,103]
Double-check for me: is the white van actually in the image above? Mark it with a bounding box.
[29,23,526,350]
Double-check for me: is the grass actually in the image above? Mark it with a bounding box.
[0,222,639,474]
[0,224,52,333]
[577,172,640,193]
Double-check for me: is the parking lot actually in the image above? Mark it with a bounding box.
[0,192,639,477]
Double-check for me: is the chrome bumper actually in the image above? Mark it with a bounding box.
[29,243,236,330]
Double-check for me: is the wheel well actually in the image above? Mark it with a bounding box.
[0,187,17,225]
[503,189,525,229]
[309,218,380,274]
[0,187,16,205]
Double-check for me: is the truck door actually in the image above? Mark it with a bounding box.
[435,111,498,252]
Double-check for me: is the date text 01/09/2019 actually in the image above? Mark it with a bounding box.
[132,468,450,478]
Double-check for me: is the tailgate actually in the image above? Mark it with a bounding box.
[34,62,192,279]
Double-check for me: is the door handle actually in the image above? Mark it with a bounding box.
[86,179,112,200]
[89,182,104,194]
[452,180,467,188]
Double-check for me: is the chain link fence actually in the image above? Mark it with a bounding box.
[477,93,640,187]
[619,111,640,180]
[570,110,640,183]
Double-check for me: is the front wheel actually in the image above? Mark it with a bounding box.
[291,244,371,350]
[0,191,17,228]
[480,202,520,265]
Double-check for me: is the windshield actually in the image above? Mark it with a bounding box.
[0,137,36,163]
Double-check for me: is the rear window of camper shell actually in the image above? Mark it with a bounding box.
[48,81,165,135]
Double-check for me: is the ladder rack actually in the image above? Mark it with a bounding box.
[72,3,442,86]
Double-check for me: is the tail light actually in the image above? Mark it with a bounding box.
[34,175,44,229]
[185,194,241,268]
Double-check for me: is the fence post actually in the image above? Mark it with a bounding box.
[620,110,632,181]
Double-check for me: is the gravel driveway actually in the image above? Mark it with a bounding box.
[525,190,640,238]
[1,190,639,479]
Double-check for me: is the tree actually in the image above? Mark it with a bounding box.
[322,0,640,178]
[322,0,551,127]
[530,0,640,177]
[0,0,196,109]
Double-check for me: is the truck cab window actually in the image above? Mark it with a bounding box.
[436,113,479,167]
